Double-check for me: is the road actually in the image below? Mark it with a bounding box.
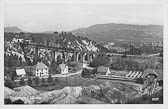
[52,69,83,78]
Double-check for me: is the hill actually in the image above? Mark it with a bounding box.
[4,27,22,33]
[72,23,163,43]
[4,32,109,52]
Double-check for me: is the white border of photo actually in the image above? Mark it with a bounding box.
[0,0,168,109]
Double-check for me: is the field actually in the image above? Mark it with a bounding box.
[35,74,140,93]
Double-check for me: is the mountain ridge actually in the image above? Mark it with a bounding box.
[72,23,163,43]
[4,27,23,33]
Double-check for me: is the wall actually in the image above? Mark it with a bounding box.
[35,69,49,77]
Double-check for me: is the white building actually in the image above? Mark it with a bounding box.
[58,64,68,74]
[97,66,111,76]
[32,62,49,77]
[16,68,26,78]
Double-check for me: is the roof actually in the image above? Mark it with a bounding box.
[97,66,109,73]
[154,69,163,80]
[33,62,49,70]
[58,64,68,70]
[16,69,26,75]
[143,68,158,78]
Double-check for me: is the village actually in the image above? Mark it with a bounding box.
[4,34,163,104]
[4,28,163,104]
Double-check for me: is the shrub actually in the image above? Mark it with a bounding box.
[27,77,32,86]
[54,77,58,83]
[33,77,39,86]
[19,78,25,86]
[135,78,144,84]
[81,68,96,78]
[122,54,127,58]
[41,78,46,85]
[47,74,53,84]
[4,98,12,104]
[5,80,15,89]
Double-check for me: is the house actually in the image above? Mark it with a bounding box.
[16,68,26,78]
[143,68,162,86]
[153,69,163,86]
[97,66,111,76]
[32,62,49,77]
[143,69,158,78]
[57,63,68,74]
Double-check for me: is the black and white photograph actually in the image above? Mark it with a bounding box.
[1,0,167,106]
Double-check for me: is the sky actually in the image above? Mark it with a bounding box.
[4,0,164,32]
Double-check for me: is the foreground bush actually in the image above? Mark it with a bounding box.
[4,99,24,104]
[4,80,15,89]
[27,77,33,86]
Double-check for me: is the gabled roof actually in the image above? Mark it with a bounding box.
[58,63,68,70]
[33,62,48,70]
[16,69,26,75]
[97,66,109,73]
[143,68,158,78]
[154,69,163,80]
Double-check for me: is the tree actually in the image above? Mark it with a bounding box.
[81,68,97,78]
[54,31,58,34]
[89,53,110,67]
[27,77,32,86]
[34,77,39,86]
[11,72,16,81]
[19,78,25,86]
[46,40,50,46]
[49,59,58,75]
[19,56,22,66]
[42,60,49,67]
[5,80,15,89]
[47,74,53,84]
[56,55,63,65]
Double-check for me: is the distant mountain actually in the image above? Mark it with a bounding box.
[72,23,163,43]
[42,31,55,34]
[4,27,22,33]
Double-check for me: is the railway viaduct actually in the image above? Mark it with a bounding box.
[23,43,97,63]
